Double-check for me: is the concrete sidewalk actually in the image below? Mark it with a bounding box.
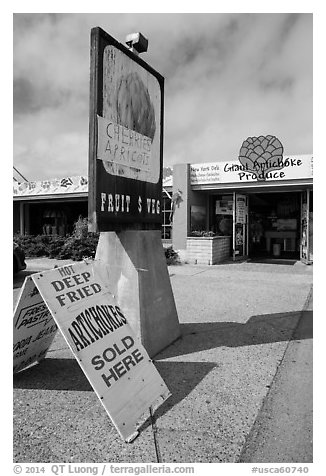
[239,288,313,462]
[13,258,313,463]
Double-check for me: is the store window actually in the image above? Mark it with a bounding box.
[214,194,233,236]
[27,201,88,236]
[190,205,207,233]
[43,209,66,236]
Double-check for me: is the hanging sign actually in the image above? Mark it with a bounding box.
[235,194,247,224]
[26,262,170,442]
[234,194,248,257]
[88,27,164,231]
[13,276,58,374]
[13,176,88,197]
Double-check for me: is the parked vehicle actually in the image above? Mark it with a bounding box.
[13,242,26,274]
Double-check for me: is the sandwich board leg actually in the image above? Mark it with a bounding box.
[95,230,181,358]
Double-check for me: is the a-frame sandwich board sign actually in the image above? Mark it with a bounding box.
[13,276,58,374]
[13,261,171,442]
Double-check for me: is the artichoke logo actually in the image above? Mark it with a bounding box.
[100,45,161,183]
[238,135,284,181]
[115,72,156,141]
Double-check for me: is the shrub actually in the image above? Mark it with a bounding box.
[190,230,216,237]
[47,236,67,258]
[58,235,99,261]
[14,226,180,266]
[164,246,180,265]
[73,216,89,239]
[13,234,48,257]
[13,232,98,260]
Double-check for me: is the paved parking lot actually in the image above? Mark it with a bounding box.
[13,258,313,463]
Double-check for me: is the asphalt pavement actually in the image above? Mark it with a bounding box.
[13,257,313,463]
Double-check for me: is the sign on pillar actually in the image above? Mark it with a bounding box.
[88,27,180,357]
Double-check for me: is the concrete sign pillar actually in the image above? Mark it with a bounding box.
[95,230,180,358]
[171,163,191,250]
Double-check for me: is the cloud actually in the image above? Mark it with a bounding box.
[163,13,312,164]
[13,13,312,180]
[13,97,89,180]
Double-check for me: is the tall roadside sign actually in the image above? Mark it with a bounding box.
[88,27,164,231]
[88,27,180,358]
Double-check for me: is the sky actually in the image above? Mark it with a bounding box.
[13,12,313,181]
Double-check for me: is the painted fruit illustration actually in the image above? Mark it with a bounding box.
[115,72,156,140]
[238,135,284,180]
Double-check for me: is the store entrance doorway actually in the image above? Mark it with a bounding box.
[248,192,301,260]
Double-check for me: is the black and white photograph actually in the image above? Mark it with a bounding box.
[10,5,318,474]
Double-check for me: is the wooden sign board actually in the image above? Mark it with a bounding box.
[235,194,247,224]
[88,27,164,231]
[26,262,170,442]
[13,276,58,374]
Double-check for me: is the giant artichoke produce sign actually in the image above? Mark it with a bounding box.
[88,27,164,231]
[191,135,312,186]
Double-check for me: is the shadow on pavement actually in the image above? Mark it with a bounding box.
[293,310,313,339]
[13,358,93,391]
[13,311,312,391]
[13,310,312,435]
[155,311,313,359]
[137,361,217,433]
[13,356,216,434]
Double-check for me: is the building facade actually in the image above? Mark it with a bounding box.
[13,175,173,241]
[13,176,89,237]
[13,154,313,265]
[166,155,313,264]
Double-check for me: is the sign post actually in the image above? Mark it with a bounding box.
[88,27,180,357]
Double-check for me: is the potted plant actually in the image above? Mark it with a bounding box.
[186,230,231,265]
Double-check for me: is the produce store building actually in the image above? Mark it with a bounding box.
[167,154,313,265]
[13,153,313,265]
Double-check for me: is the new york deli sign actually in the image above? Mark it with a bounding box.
[190,155,313,186]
